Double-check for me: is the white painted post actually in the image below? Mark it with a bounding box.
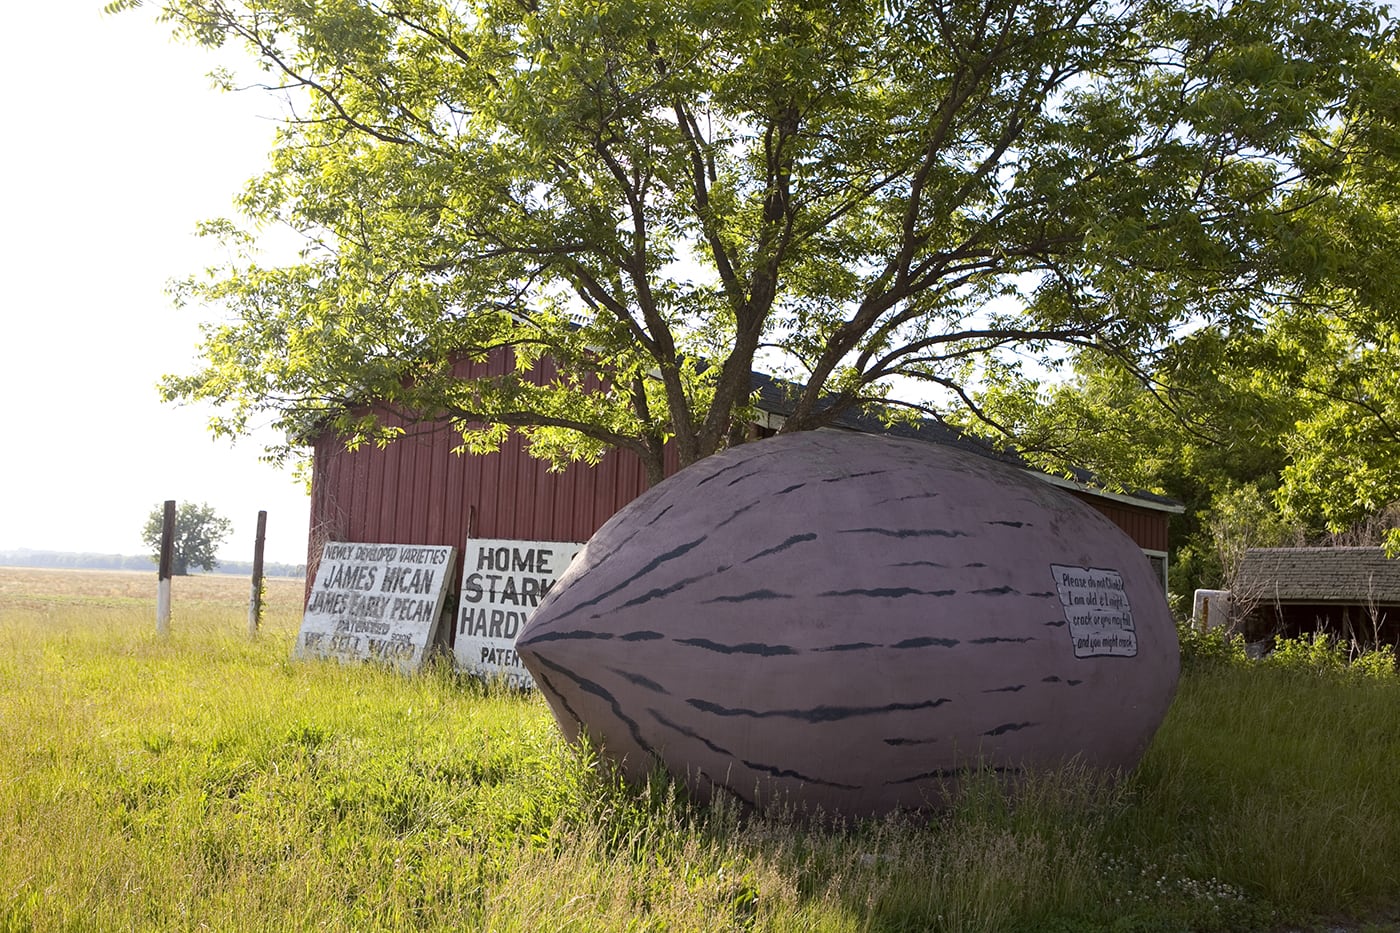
[248,510,267,637]
[157,499,175,636]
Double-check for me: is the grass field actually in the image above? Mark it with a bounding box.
[1,567,1398,932]
[0,566,307,616]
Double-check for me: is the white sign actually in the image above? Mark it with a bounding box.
[1050,564,1138,658]
[295,542,457,672]
[454,537,585,688]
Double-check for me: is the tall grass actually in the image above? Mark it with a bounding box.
[2,569,1397,932]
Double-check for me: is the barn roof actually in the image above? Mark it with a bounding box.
[749,372,1184,515]
[1235,547,1400,605]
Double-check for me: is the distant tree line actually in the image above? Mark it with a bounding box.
[206,558,307,578]
[0,549,305,578]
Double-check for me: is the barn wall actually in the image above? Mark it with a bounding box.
[305,347,1173,593]
[309,433,1173,588]
[308,423,656,583]
[1070,494,1170,553]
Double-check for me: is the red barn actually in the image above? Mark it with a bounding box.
[303,355,1182,611]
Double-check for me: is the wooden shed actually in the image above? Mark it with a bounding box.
[304,354,1183,609]
[1234,547,1400,646]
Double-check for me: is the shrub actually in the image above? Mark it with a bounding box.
[1349,644,1398,681]
[1175,620,1248,669]
[1265,631,1350,676]
[1265,632,1398,682]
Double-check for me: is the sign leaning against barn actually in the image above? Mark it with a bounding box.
[294,541,457,673]
[455,537,585,689]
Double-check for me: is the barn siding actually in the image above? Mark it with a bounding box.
[305,347,1172,592]
[306,416,657,591]
[308,426,1172,591]
[1070,495,1169,554]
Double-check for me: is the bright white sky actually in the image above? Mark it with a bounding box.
[0,3,312,565]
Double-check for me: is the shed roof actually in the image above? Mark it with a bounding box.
[1235,547,1400,604]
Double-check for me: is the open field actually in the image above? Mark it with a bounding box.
[1,567,1398,932]
[0,566,306,618]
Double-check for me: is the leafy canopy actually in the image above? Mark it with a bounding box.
[142,502,234,575]
[129,0,1400,482]
[972,307,1400,596]
[966,59,1400,593]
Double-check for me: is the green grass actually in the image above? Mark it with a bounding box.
[1,569,1398,932]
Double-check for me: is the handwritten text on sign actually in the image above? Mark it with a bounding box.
[295,542,456,672]
[455,538,584,688]
[1050,564,1138,658]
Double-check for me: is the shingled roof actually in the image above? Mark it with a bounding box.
[1235,547,1400,604]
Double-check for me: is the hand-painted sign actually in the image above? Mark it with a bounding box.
[295,542,457,672]
[1051,564,1138,658]
[454,538,584,688]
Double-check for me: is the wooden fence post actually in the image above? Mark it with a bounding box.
[249,510,267,637]
[157,499,175,636]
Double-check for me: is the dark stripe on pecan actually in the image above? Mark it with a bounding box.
[528,654,656,756]
[815,642,879,652]
[547,536,708,622]
[702,590,794,603]
[820,587,957,598]
[618,566,731,610]
[820,469,890,483]
[838,527,968,539]
[520,629,614,644]
[674,638,798,656]
[687,696,952,723]
[983,722,1037,736]
[739,758,862,790]
[609,668,669,694]
[648,709,732,756]
[885,765,1023,786]
[743,533,818,563]
[619,630,665,642]
[891,637,960,649]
